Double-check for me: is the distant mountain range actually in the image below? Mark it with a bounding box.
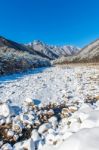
[0,35,98,75]
[0,36,79,75]
[53,39,99,64]
[26,40,79,60]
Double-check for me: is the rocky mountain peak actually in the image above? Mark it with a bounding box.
[26,40,80,60]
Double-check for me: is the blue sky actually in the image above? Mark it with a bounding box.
[0,0,99,47]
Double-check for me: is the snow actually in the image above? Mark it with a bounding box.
[57,127,99,150]
[0,65,99,150]
[1,143,13,150]
[13,138,35,150]
[40,107,99,150]
[31,129,41,142]
[38,123,52,134]
[0,66,98,106]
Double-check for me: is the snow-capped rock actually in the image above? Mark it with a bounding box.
[31,129,41,142]
[14,138,35,150]
[0,103,11,117]
[0,117,6,125]
[25,98,34,104]
[6,117,12,124]
[7,130,14,138]
[48,116,58,128]
[46,133,57,145]
[12,121,23,133]
[1,143,13,150]
[38,123,52,134]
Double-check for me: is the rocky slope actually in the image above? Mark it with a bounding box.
[26,40,79,60]
[0,36,79,75]
[77,39,99,62]
[0,36,51,75]
[53,39,99,64]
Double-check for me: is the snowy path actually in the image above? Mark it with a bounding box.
[0,65,99,105]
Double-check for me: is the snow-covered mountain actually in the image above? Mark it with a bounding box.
[77,39,99,61]
[0,36,79,75]
[26,40,80,60]
[0,36,51,75]
[53,39,99,64]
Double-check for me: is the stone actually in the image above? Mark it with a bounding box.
[38,123,52,134]
[7,130,14,138]
[31,129,41,142]
[14,138,35,150]
[1,143,13,150]
[0,103,11,117]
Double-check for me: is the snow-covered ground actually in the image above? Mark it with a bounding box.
[0,65,99,150]
[0,65,99,105]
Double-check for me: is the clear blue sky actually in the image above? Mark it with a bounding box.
[0,0,99,47]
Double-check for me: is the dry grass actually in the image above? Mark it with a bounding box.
[56,63,99,69]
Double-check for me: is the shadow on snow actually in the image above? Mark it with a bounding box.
[0,67,49,84]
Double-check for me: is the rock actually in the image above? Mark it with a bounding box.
[25,98,34,104]
[7,130,14,138]
[14,138,35,150]
[38,123,52,134]
[95,95,99,101]
[61,108,70,118]
[12,121,23,133]
[31,129,41,142]
[0,141,3,147]
[13,134,19,141]
[27,124,31,129]
[1,143,13,150]
[20,114,29,122]
[5,99,12,105]
[48,116,58,128]
[38,140,45,150]
[46,133,57,145]
[47,109,54,116]
[69,106,78,113]
[0,103,11,117]
[62,108,69,114]
[34,119,41,126]
[6,117,12,124]
[0,117,6,125]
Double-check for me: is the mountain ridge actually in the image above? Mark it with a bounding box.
[0,36,79,75]
[26,40,79,60]
[53,38,99,64]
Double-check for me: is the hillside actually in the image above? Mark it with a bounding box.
[0,36,79,75]
[53,39,99,65]
[0,36,51,75]
[77,39,99,62]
